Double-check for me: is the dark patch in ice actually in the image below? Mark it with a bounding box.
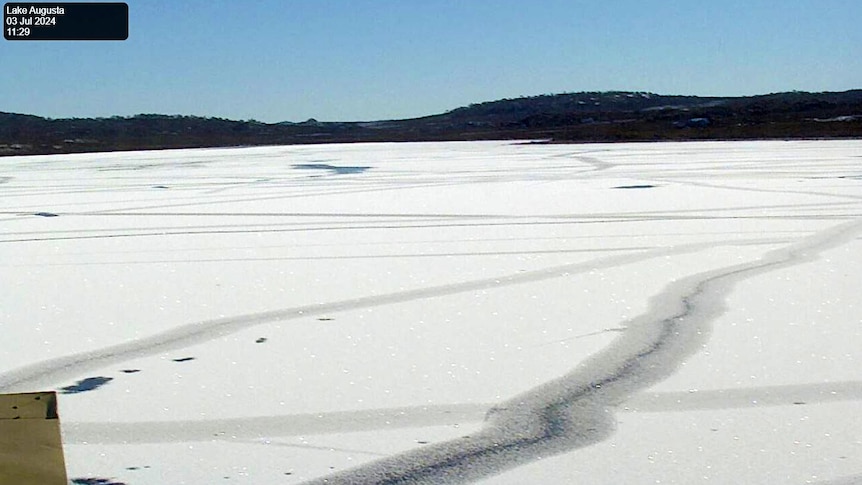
[60,376,113,394]
[292,163,371,175]
[172,357,195,362]
[152,185,170,189]
[120,369,140,374]
[318,317,334,321]
[34,211,59,217]
[808,174,862,181]
[71,478,127,485]
[613,184,656,189]
[514,140,552,145]
[255,337,268,343]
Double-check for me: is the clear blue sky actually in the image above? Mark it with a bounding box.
[2,0,860,122]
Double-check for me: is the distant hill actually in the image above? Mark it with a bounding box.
[2,90,861,156]
[438,91,721,123]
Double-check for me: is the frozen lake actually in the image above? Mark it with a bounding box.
[1,140,860,484]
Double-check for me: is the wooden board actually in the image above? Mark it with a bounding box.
[0,392,68,484]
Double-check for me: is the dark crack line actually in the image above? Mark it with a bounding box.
[305,219,862,484]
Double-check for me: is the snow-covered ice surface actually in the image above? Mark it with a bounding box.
[0,140,860,484]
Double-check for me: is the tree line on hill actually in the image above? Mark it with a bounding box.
[1,90,860,156]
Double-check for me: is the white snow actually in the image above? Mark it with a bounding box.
[1,140,860,484]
